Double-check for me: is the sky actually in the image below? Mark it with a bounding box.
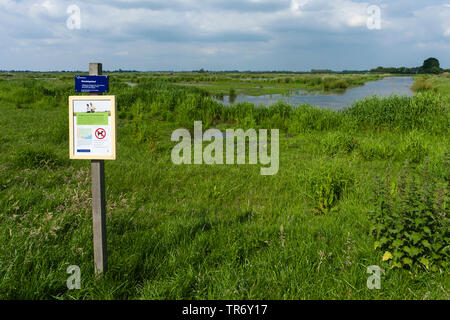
[0,0,449,71]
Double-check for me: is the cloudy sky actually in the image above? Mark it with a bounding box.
[0,0,449,71]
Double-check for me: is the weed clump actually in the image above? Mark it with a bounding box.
[357,140,394,161]
[411,78,436,92]
[400,131,429,164]
[371,162,449,271]
[306,162,355,214]
[322,77,349,91]
[321,132,358,157]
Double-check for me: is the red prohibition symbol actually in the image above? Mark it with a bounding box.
[95,128,106,140]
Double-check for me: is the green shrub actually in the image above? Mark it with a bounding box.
[371,163,449,271]
[322,77,348,91]
[334,79,349,89]
[306,162,355,214]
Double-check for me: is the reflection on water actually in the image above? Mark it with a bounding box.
[216,76,415,110]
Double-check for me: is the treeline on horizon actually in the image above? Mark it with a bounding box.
[1,57,448,74]
[2,69,449,74]
[370,57,448,75]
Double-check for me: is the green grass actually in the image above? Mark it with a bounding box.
[412,74,450,104]
[411,78,436,93]
[0,73,448,299]
[155,72,386,96]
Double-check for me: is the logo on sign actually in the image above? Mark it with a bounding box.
[95,128,106,140]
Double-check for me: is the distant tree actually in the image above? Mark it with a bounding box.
[369,66,412,74]
[420,57,442,74]
[423,57,440,70]
[311,69,333,74]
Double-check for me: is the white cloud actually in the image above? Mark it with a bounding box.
[200,47,218,55]
[409,4,450,43]
[291,0,308,12]
[289,0,376,31]
[0,0,448,70]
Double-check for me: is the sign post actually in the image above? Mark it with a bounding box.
[91,157,107,275]
[89,63,108,275]
[69,63,116,275]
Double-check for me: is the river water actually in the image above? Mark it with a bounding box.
[216,76,414,110]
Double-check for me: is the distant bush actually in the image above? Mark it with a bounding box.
[308,77,323,86]
[322,77,349,91]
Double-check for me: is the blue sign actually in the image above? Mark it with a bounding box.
[75,75,109,93]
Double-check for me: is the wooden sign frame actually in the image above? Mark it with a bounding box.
[69,95,116,160]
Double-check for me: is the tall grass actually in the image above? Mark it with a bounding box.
[411,77,436,92]
[0,74,448,299]
[1,77,447,137]
[322,77,349,91]
[343,93,448,133]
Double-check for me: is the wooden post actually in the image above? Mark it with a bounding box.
[90,63,108,275]
[89,63,102,76]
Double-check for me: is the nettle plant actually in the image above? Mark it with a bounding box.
[371,162,449,271]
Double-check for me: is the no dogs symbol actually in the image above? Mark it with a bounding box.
[95,128,106,140]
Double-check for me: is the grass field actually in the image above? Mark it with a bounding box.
[0,73,448,299]
[0,71,386,96]
[412,74,450,104]
[167,72,387,96]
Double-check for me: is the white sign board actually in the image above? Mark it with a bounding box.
[69,96,116,160]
